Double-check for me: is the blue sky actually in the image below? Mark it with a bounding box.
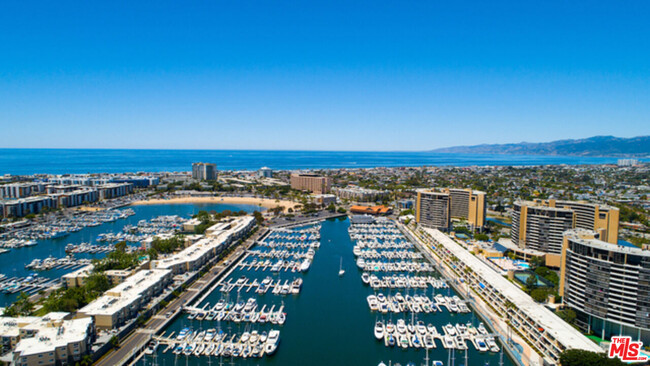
[1,1,649,151]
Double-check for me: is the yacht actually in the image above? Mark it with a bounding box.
[265,330,280,355]
[374,320,385,340]
[361,272,370,284]
[144,340,159,355]
[338,257,345,276]
[300,259,311,272]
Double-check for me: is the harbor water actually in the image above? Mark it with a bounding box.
[140,217,516,366]
[0,203,260,307]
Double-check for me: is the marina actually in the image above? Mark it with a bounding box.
[136,217,515,366]
[0,202,261,307]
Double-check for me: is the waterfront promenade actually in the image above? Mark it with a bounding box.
[94,226,270,366]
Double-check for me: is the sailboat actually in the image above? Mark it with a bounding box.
[338,257,345,276]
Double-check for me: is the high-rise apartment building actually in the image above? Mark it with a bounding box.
[416,188,486,230]
[560,229,650,344]
[290,174,331,194]
[191,163,218,181]
[511,199,619,261]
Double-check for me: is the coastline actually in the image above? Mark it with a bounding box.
[129,196,298,212]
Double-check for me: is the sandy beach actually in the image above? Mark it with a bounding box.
[129,196,299,212]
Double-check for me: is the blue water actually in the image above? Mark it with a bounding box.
[0,149,633,175]
[138,218,515,366]
[0,203,260,306]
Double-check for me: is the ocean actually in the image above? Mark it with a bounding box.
[0,148,632,175]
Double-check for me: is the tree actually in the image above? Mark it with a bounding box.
[109,335,120,348]
[253,211,264,225]
[326,203,336,212]
[474,233,490,241]
[531,288,548,303]
[556,308,577,325]
[525,273,538,291]
[559,349,625,366]
[530,255,545,270]
[79,355,94,366]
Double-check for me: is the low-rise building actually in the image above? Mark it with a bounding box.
[333,186,389,202]
[420,228,604,364]
[312,194,337,207]
[97,183,133,200]
[0,312,95,366]
[0,196,57,218]
[77,269,172,330]
[349,205,392,215]
[152,216,255,275]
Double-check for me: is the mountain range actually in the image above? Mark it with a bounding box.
[431,135,650,157]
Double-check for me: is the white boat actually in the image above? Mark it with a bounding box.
[338,257,345,276]
[300,259,311,272]
[361,272,370,284]
[144,340,159,355]
[265,330,280,355]
[374,321,385,340]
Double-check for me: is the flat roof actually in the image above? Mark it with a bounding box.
[79,269,170,316]
[566,229,650,257]
[154,216,253,270]
[13,317,92,357]
[497,238,547,256]
[424,228,603,354]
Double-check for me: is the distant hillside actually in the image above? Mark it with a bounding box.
[431,135,650,157]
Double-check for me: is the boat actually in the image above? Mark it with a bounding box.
[300,259,311,272]
[374,320,385,340]
[338,257,345,276]
[265,329,280,355]
[144,340,159,355]
[361,272,370,284]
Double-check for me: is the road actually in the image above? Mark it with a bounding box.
[94,226,269,366]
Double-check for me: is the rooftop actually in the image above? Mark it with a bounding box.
[79,269,170,316]
[424,228,603,354]
[13,316,93,357]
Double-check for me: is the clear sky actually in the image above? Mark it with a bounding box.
[1,1,649,151]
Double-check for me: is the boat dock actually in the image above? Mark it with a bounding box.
[376,320,500,353]
[25,256,92,271]
[218,276,303,295]
[151,328,281,359]
[0,275,60,294]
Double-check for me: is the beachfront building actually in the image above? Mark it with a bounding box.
[77,269,172,330]
[152,216,255,275]
[50,189,99,208]
[0,183,48,199]
[0,196,57,219]
[419,228,604,364]
[97,183,133,200]
[191,162,218,181]
[511,199,619,266]
[0,312,95,366]
[333,186,390,203]
[290,173,331,194]
[415,188,486,231]
[258,167,273,178]
[559,229,650,344]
